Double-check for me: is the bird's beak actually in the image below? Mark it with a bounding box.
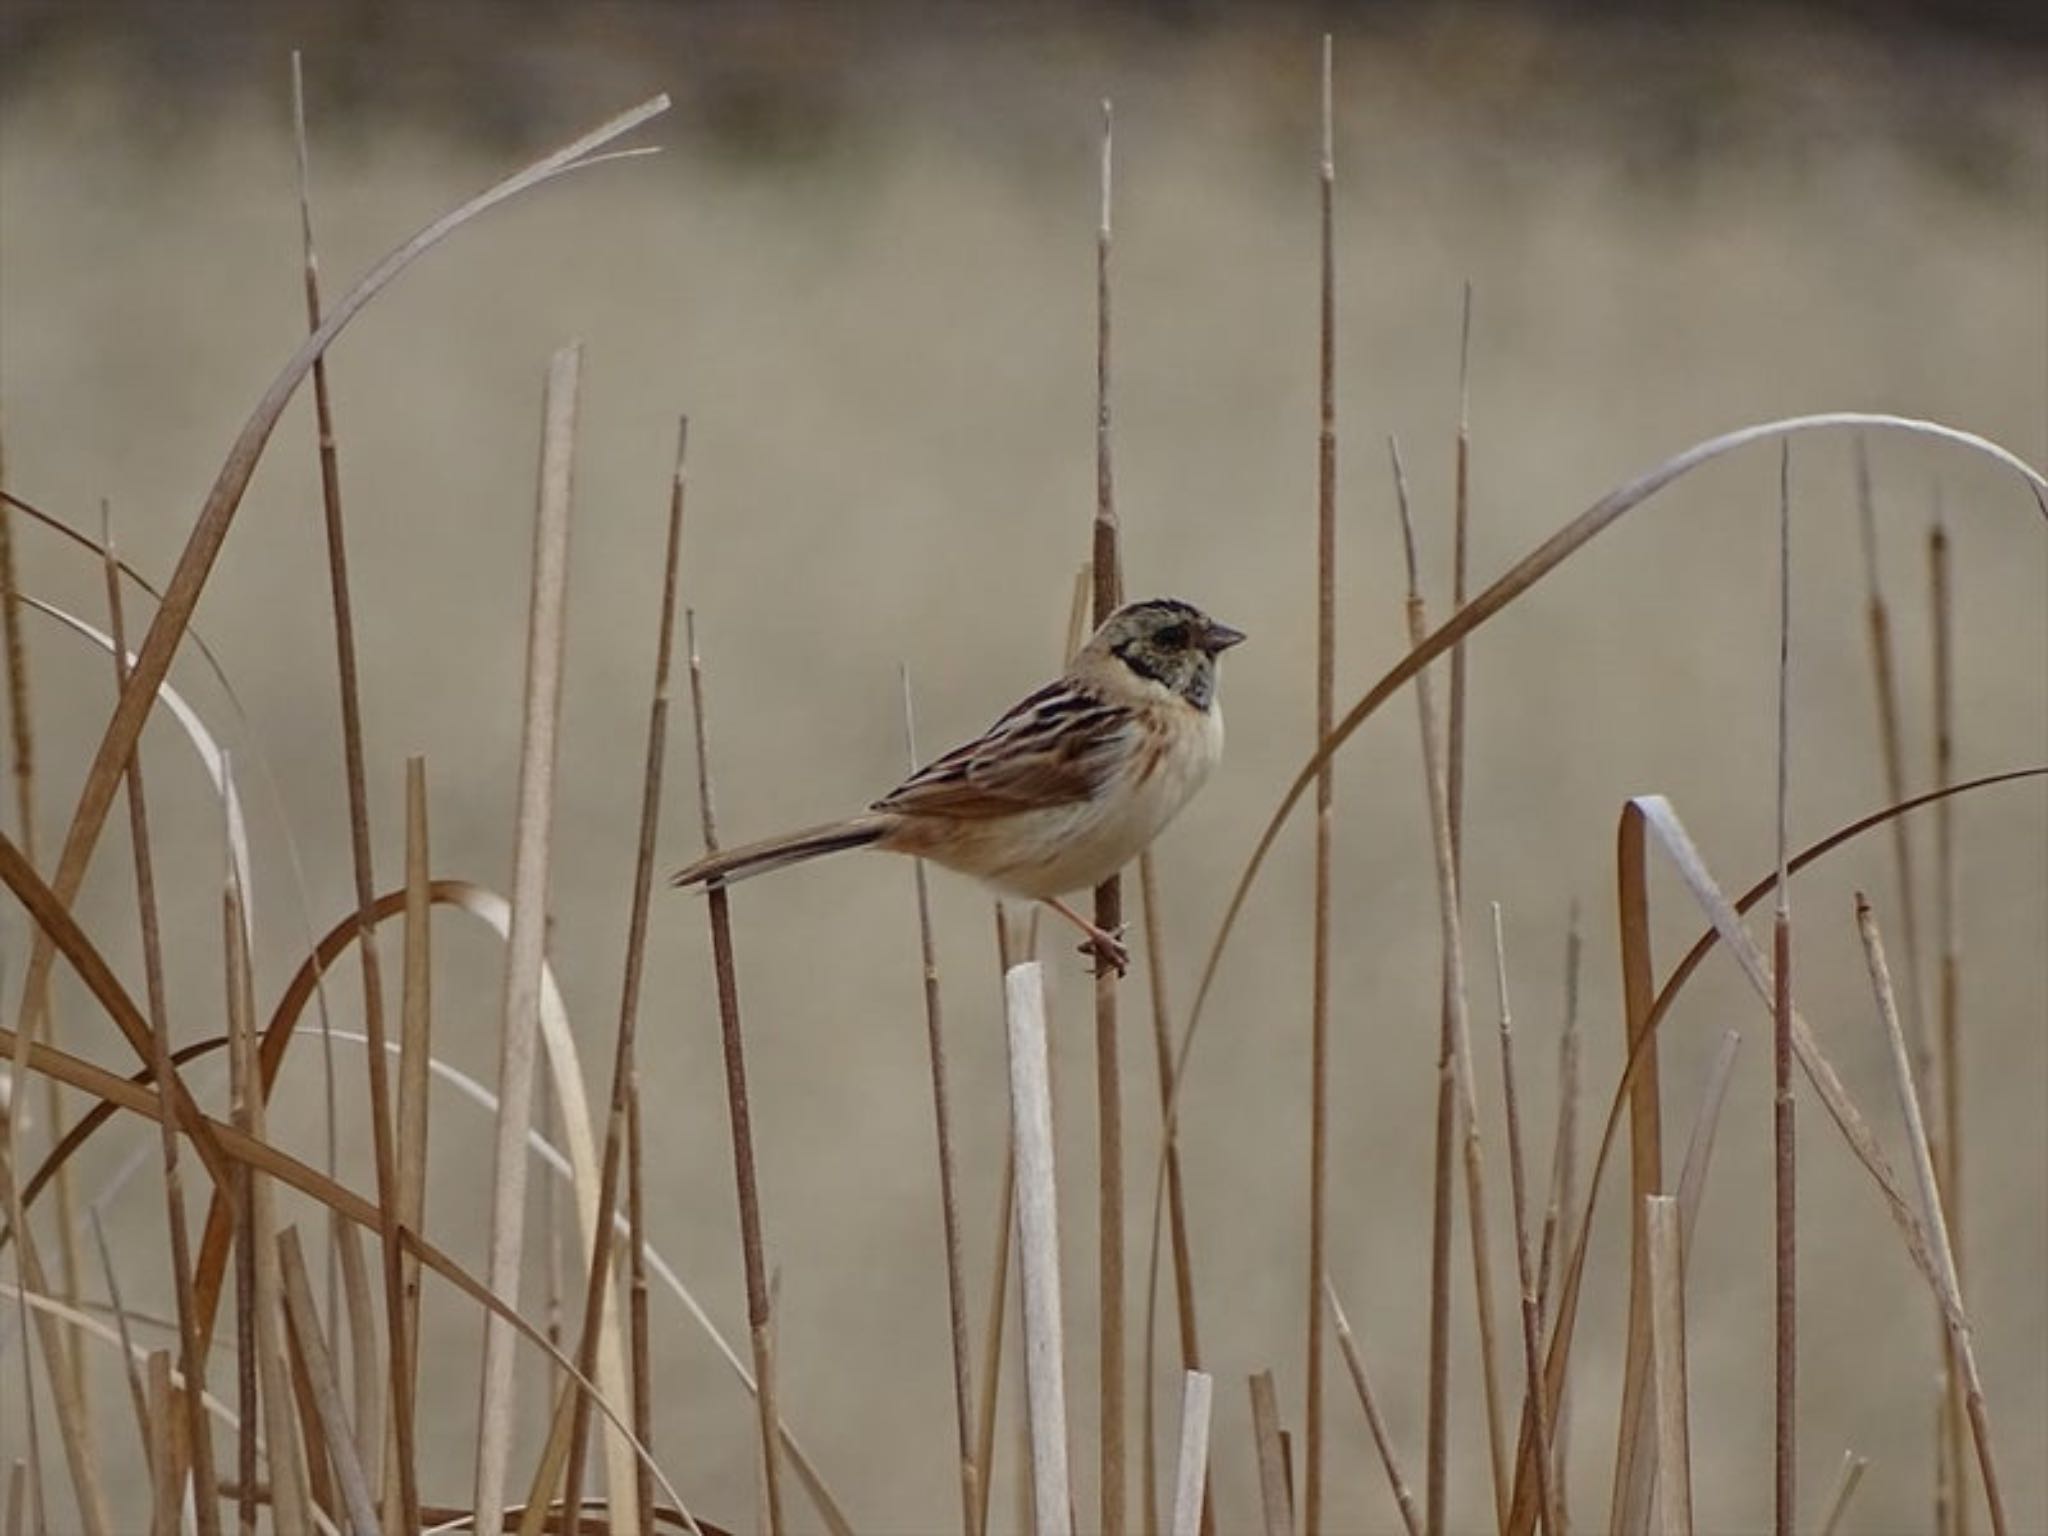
[1201,618,1247,653]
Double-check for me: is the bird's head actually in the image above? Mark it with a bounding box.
[1083,597,1246,710]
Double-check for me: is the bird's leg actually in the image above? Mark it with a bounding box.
[1041,895,1130,976]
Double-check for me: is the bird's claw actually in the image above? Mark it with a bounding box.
[1080,927,1130,977]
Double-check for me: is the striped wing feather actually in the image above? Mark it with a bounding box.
[872,681,1130,820]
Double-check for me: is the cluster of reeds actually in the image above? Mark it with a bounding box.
[0,41,2041,1536]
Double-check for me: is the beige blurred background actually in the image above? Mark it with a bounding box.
[2,3,2044,1531]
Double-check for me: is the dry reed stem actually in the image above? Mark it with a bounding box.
[1928,504,1969,1536]
[1856,895,2006,1534]
[14,90,668,1230]
[146,1348,179,1536]
[86,1208,155,1473]
[1490,907,1559,1536]
[1534,904,1581,1529]
[1136,848,1210,1536]
[1306,39,1338,1536]
[227,865,310,1533]
[1816,1451,1870,1536]
[1772,444,1797,1536]
[1090,97,1129,1536]
[1392,435,1509,1533]
[560,418,688,1536]
[1249,1369,1293,1536]
[901,669,980,1536]
[975,1089,1017,1536]
[626,1047,653,1532]
[685,609,786,1536]
[0,439,94,1526]
[278,1226,379,1534]
[331,1220,375,1491]
[1,1460,20,1536]
[385,756,433,1535]
[1643,1197,1692,1536]
[0,1143,103,1534]
[289,53,384,1474]
[1447,281,1474,876]
[99,513,219,1534]
[1324,1275,1422,1536]
[1002,960,1072,1536]
[473,340,583,1534]
[1167,1371,1212,1536]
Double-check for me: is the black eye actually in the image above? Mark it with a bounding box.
[1155,623,1190,648]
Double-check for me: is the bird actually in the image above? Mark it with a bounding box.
[670,597,1245,972]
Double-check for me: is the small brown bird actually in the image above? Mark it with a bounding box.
[671,597,1245,971]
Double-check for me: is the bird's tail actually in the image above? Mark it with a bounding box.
[670,813,892,890]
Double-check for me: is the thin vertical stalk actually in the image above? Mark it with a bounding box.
[1857,896,2006,1534]
[1447,282,1474,874]
[292,57,412,1533]
[1393,436,1508,1534]
[1929,503,1968,1536]
[560,420,687,1536]
[686,609,786,1536]
[1090,98,1128,1536]
[383,756,431,1536]
[627,1052,654,1531]
[1249,1370,1294,1536]
[1167,1371,1213,1536]
[0,440,92,1520]
[1491,908,1559,1536]
[975,1078,1017,1536]
[278,1227,379,1535]
[85,1208,153,1467]
[902,669,980,1535]
[1772,444,1796,1536]
[100,513,218,1535]
[1137,849,1209,1536]
[1306,37,1338,1536]
[1535,903,1581,1530]
[473,342,582,1535]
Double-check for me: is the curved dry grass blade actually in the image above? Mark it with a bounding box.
[1501,769,2046,1536]
[0,1024,692,1524]
[1180,414,2045,1063]
[11,91,668,1167]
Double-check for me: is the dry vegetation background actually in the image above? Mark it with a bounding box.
[1,3,2044,1531]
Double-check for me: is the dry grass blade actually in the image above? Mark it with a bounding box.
[901,668,979,1536]
[146,1349,182,1536]
[685,610,786,1536]
[1504,774,2036,1535]
[1392,435,1508,1533]
[1490,907,1559,1536]
[98,516,219,1535]
[474,341,583,1535]
[85,1208,153,1474]
[1324,1276,1423,1536]
[1306,37,1338,1536]
[975,1108,1017,1536]
[0,443,93,1535]
[1817,1450,1870,1536]
[1179,413,2044,1074]
[1533,904,1580,1521]
[1249,1369,1294,1536]
[0,1023,692,1521]
[561,419,688,1536]
[1003,961,1072,1536]
[332,1219,376,1498]
[1855,896,2006,1534]
[14,95,670,1141]
[1771,443,1797,1536]
[1643,1197,1692,1536]
[1167,1371,1212,1536]
[291,53,412,1535]
[1089,97,1128,1536]
[386,757,433,1535]
[278,1226,379,1534]
[227,855,310,1533]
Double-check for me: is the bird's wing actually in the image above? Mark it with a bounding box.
[872,680,1131,819]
